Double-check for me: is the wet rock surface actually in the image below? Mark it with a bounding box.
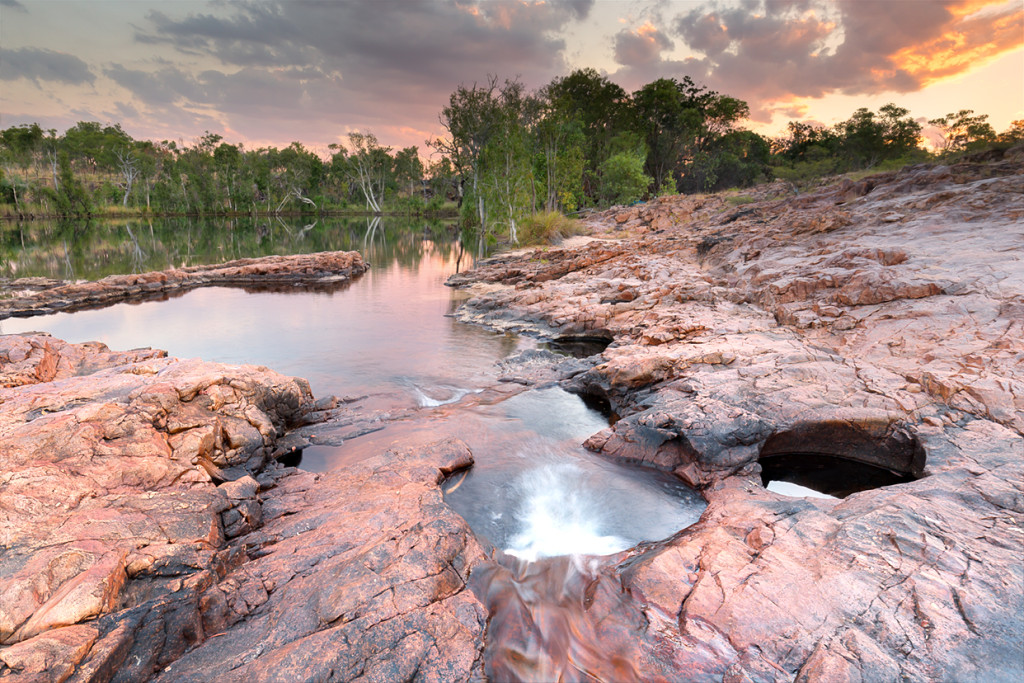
[0,250,368,320]
[449,160,1024,680]
[2,161,1022,681]
[0,333,486,681]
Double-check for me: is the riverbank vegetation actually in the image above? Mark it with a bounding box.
[3,69,1022,246]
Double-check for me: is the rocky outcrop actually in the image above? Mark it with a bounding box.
[450,160,1024,680]
[0,251,368,320]
[0,334,486,681]
[3,160,1021,681]
[156,439,486,682]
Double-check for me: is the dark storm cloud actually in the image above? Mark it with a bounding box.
[0,47,95,85]
[121,0,594,145]
[665,0,1023,108]
[0,0,27,10]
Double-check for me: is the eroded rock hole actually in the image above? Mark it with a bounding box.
[543,334,613,358]
[758,419,925,499]
[276,446,303,468]
[575,390,619,424]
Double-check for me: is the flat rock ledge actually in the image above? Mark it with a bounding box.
[0,334,486,682]
[0,251,368,320]
[448,159,1024,681]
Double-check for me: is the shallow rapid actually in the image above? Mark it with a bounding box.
[2,218,709,680]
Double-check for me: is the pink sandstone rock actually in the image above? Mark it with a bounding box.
[448,157,1024,680]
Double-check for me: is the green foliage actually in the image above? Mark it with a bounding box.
[680,130,771,193]
[998,120,1024,144]
[534,109,584,212]
[344,131,393,213]
[0,74,1004,219]
[929,109,997,155]
[432,75,504,229]
[393,146,424,198]
[53,151,91,216]
[597,151,652,206]
[774,103,922,173]
[0,123,45,169]
[544,68,629,179]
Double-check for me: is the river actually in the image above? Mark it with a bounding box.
[1,215,707,679]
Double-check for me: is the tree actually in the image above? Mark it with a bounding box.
[271,141,323,212]
[534,107,584,212]
[682,130,771,193]
[425,156,457,203]
[345,131,392,213]
[597,151,651,206]
[773,121,839,161]
[877,103,922,156]
[0,123,44,172]
[998,120,1024,144]
[834,108,887,167]
[544,68,629,188]
[479,79,539,243]
[632,77,750,194]
[53,151,91,216]
[115,148,139,207]
[432,75,502,228]
[928,110,996,154]
[393,147,424,198]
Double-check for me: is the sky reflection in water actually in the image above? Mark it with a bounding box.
[1,217,706,557]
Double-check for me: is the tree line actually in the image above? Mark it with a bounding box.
[0,123,438,220]
[3,68,1022,241]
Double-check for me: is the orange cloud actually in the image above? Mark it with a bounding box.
[891,0,1023,86]
[614,22,675,66]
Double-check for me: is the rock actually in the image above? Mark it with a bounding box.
[0,331,487,682]
[0,335,318,678]
[447,159,1024,680]
[3,158,1023,681]
[156,438,486,682]
[0,251,368,321]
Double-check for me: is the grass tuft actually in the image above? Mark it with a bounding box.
[517,211,584,246]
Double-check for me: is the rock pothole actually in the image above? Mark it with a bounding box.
[543,333,614,358]
[758,418,925,498]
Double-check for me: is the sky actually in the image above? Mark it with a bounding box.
[1,0,1022,154]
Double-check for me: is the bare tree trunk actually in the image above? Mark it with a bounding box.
[48,150,59,192]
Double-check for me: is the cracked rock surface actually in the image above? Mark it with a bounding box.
[0,248,486,681]
[2,160,1022,681]
[449,157,1024,681]
[0,335,486,682]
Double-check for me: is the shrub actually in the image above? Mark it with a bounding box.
[597,152,652,206]
[518,211,584,245]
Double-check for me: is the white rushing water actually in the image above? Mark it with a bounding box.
[504,462,630,561]
[409,383,483,407]
[446,439,707,560]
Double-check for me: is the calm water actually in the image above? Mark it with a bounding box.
[1,216,705,561]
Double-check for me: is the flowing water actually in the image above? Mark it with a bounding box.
[1,216,707,680]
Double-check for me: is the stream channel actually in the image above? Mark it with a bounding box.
[2,217,708,678]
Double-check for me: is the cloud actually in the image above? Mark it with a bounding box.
[609,0,1023,122]
[118,0,594,147]
[0,47,95,85]
[0,0,28,11]
[614,23,675,67]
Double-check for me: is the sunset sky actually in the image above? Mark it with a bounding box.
[1,0,1022,153]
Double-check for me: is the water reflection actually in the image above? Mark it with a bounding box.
[0,217,504,402]
[2,217,705,568]
[0,215,472,281]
